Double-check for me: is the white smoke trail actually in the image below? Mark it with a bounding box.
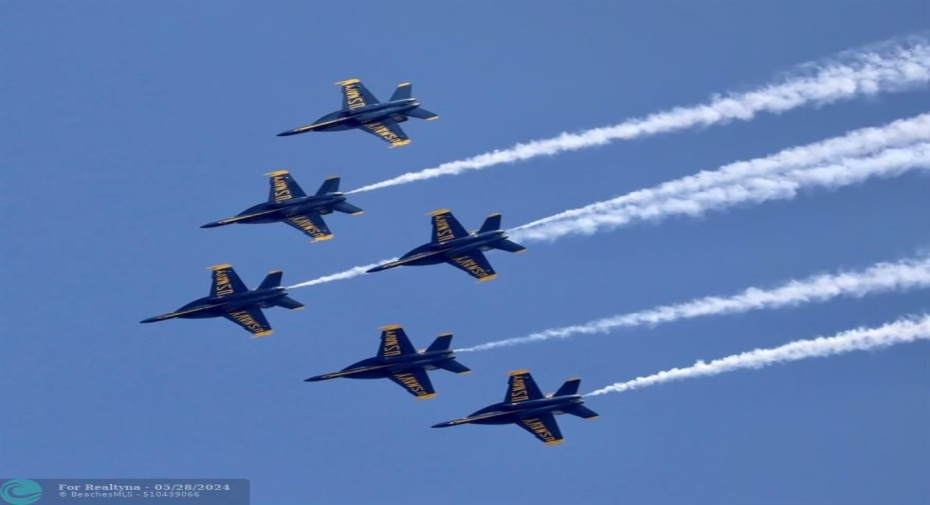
[287,258,398,289]
[458,256,930,352]
[512,143,930,242]
[349,40,930,194]
[515,114,930,231]
[585,314,930,396]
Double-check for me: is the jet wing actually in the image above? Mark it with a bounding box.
[446,251,497,282]
[222,307,273,338]
[266,170,307,203]
[505,370,545,404]
[359,119,411,148]
[283,212,334,242]
[337,78,380,111]
[516,414,565,445]
[210,264,249,298]
[430,209,469,244]
[378,324,417,358]
[388,369,436,399]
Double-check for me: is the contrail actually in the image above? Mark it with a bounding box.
[349,40,930,194]
[585,314,930,396]
[290,141,929,291]
[458,256,930,352]
[287,258,397,289]
[514,114,930,232]
[511,143,930,242]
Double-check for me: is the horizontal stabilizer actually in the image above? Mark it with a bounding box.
[479,213,502,233]
[390,82,412,101]
[436,360,471,375]
[493,239,526,254]
[315,176,340,196]
[426,334,453,352]
[554,378,581,397]
[332,201,364,215]
[274,296,304,310]
[565,405,599,420]
[258,271,283,290]
[406,107,439,120]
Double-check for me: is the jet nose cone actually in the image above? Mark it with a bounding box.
[366,265,386,273]
[431,421,454,428]
[277,129,298,137]
[140,316,160,324]
[201,222,222,229]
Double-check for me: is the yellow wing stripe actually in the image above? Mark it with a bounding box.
[429,208,452,216]
[208,263,232,271]
[509,369,530,376]
[264,169,289,177]
[251,330,274,338]
[380,324,403,331]
[336,78,360,85]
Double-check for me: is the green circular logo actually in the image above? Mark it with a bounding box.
[0,480,42,505]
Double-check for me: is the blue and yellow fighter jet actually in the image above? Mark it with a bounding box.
[276,78,438,148]
[431,370,599,445]
[305,325,470,399]
[140,264,303,338]
[201,171,363,242]
[366,210,526,282]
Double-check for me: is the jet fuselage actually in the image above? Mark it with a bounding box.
[234,192,348,224]
[337,349,458,379]
[141,286,288,322]
[398,229,510,266]
[280,99,419,135]
[462,394,585,425]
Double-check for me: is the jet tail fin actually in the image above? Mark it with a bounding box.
[479,213,502,234]
[390,82,412,101]
[406,107,439,120]
[315,176,340,196]
[554,378,581,397]
[332,201,364,215]
[426,333,454,352]
[258,271,283,290]
[274,296,305,310]
[565,405,599,419]
[436,359,471,374]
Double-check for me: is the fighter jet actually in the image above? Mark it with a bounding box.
[201,171,363,242]
[305,325,470,399]
[277,78,438,148]
[432,370,599,445]
[140,264,303,337]
[366,210,526,282]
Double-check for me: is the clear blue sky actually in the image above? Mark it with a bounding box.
[2,2,928,504]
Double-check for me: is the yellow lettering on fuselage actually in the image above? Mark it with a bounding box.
[345,87,366,110]
[229,310,264,333]
[523,418,557,442]
[214,271,234,296]
[510,376,529,403]
[394,372,426,395]
[382,331,402,357]
[273,177,292,202]
[452,256,488,278]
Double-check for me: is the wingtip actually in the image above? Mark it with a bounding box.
[477,274,499,283]
[208,263,232,271]
[508,369,530,376]
[417,393,438,400]
[545,439,566,446]
[264,169,289,177]
[335,78,360,85]
[380,324,403,331]
[251,330,274,338]
[428,208,451,216]
[313,234,335,242]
